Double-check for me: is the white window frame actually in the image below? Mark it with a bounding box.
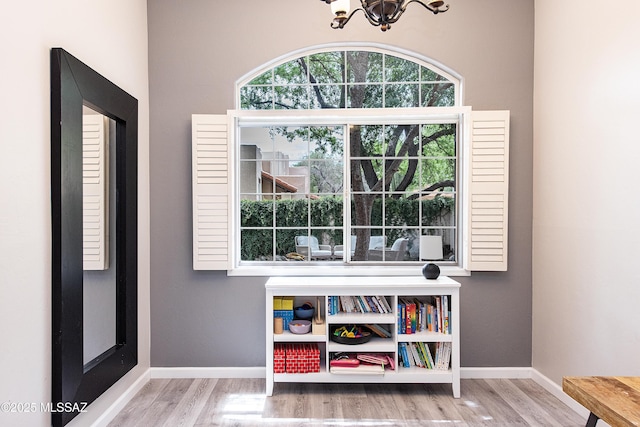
[227,106,470,277]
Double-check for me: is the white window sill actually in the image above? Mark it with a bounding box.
[227,264,471,278]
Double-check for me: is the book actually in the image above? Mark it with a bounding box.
[434,342,452,370]
[409,343,424,367]
[409,302,417,333]
[399,303,406,334]
[378,296,392,313]
[414,298,424,332]
[373,296,385,313]
[416,342,430,369]
[364,324,391,338]
[366,296,378,313]
[330,358,360,367]
[435,296,442,333]
[403,298,417,334]
[441,342,452,370]
[398,342,411,368]
[330,364,385,375]
[419,342,434,369]
[443,295,449,334]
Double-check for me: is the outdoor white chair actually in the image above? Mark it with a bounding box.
[333,235,357,259]
[333,235,387,259]
[295,235,333,260]
[368,235,386,250]
[368,238,409,261]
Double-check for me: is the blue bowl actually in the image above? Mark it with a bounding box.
[294,307,315,320]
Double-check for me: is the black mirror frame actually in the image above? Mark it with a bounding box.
[51,48,138,427]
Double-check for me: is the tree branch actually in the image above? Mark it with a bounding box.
[407,180,455,199]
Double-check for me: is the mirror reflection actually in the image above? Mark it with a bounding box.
[82,106,116,368]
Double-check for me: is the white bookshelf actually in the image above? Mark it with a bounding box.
[265,276,460,397]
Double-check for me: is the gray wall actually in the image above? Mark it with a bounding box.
[148,0,534,367]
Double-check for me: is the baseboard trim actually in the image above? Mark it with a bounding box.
[149,366,532,381]
[462,368,587,421]
[460,367,532,379]
[530,369,591,420]
[150,366,266,379]
[91,368,151,427]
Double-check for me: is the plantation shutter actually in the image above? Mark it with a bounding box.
[465,110,510,271]
[192,114,230,270]
[83,114,109,270]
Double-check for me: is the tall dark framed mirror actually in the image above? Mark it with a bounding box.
[51,48,138,427]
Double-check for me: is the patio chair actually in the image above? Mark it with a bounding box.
[333,235,357,259]
[333,235,387,259]
[295,235,333,260]
[369,235,386,250]
[368,238,409,261]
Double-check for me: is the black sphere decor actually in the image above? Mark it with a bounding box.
[422,263,440,280]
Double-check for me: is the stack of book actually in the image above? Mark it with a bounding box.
[329,353,391,375]
[397,295,450,334]
[328,295,392,315]
[398,342,451,370]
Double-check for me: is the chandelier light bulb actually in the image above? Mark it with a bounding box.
[331,0,351,15]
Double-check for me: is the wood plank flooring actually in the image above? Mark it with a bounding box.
[109,378,586,427]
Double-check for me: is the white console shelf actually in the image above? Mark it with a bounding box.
[265,276,460,397]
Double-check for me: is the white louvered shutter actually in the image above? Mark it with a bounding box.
[192,114,230,270]
[466,110,510,271]
[83,114,109,270]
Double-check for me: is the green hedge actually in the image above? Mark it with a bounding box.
[240,197,453,260]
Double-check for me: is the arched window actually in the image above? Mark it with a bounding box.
[238,47,460,110]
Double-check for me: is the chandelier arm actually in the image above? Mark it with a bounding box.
[331,7,366,29]
[404,0,449,14]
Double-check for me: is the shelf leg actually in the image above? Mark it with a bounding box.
[585,412,599,427]
[453,381,460,398]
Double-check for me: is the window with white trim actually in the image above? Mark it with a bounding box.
[192,46,509,274]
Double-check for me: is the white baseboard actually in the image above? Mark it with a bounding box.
[91,369,151,427]
[464,368,590,422]
[150,366,266,379]
[149,366,540,381]
[529,368,593,421]
[460,367,532,379]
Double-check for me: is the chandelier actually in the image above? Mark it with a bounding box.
[321,0,449,31]
[322,0,449,31]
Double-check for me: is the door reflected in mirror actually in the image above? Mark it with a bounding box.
[82,106,116,368]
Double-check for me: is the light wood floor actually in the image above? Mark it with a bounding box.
[108,378,586,427]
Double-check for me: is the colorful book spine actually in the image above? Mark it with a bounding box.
[398,342,411,368]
